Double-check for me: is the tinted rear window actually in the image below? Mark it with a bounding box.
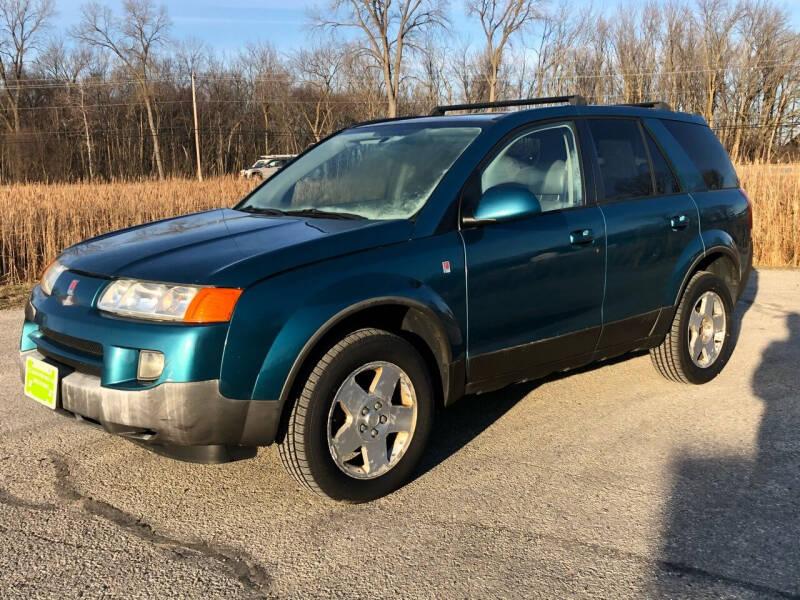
[588,118,652,201]
[661,120,738,191]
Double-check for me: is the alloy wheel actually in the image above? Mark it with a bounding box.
[327,361,417,479]
[687,290,727,368]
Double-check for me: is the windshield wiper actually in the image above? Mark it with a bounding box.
[238,206,288,216]
[282,208,366,220]
[239,206,366,220]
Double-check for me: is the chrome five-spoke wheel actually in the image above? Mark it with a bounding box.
[651,270,735,384]
[687,290,726,368]
[327,361,417,479]
[279,328,433,501]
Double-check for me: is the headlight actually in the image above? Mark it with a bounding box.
[40,261,67,296]
[97,279,242,323]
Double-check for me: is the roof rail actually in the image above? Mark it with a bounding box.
[616,101,672,111]
[430,95,587,116]
[351,115,429,128]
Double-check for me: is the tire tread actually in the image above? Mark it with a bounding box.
[278,328,388,497]
[650,270,724,384]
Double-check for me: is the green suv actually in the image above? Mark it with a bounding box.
[20,96,752,502]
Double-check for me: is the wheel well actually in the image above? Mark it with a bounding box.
[274,304,448,443]
[694,252,739,300]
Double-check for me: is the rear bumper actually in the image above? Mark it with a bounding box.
[20,349,281,452]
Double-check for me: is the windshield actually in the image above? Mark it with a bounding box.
[252,160,267,168]
[237,123,482,220]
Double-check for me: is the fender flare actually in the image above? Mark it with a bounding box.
[673,242,741,308]
[275,295,464,410]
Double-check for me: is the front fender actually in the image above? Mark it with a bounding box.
[253,275,462,404]
[219,233,467,403]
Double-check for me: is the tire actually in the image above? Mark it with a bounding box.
[278,328,434,502]
[650,271,735,384]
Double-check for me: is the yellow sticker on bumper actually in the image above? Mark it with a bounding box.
[24,356,58,410]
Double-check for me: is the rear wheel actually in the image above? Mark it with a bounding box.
[650,271,735,384]
[278,328,434,502]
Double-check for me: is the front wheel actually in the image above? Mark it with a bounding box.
[278,328,434,502]
[650,271,735,384]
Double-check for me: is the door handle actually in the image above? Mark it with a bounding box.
[570,228,595,245]
[670,214,690,230]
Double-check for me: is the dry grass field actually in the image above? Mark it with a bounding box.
[0,177,255,286]
[0,165,797,292]
[738,164,800,267]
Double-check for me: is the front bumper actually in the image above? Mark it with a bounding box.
[20,349,281,454]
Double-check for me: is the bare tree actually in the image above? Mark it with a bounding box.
[466,0,542,104]
[240,42,291,155]
[0,0,798,183]
[73,0,170,179]
[293,42,347,141]
[0,0,53,133]
[313,0,448,117]
[37,39,99,179]
[695,0,742,127]
[658,2,703,113]
[413,35,452,110]
[528,1,594,98]
[609,3,660,103]
[450,40,487,104]
[340,48,386,120]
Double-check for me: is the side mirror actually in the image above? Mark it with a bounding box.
[462,184,542,227]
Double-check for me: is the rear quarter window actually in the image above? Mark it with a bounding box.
[661,120,738,191]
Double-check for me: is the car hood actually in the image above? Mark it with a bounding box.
[58,208,414,288]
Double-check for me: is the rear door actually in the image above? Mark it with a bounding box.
[586,117,699,351]
[462,120,606,386]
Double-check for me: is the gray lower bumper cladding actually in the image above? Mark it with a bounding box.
[19,350,280,463]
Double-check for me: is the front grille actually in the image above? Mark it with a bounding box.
[40,328,103,358]
[38,347,102,377]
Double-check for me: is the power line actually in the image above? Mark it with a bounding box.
[1,120,797,145]
[8,93,800,115]
[0,75,293,92]
[2,59,799,92]
[0,127,306,143]
[12,97,385,112]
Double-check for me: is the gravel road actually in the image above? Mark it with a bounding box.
[1,269,799,599]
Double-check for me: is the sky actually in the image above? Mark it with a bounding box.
[54,0,800,53]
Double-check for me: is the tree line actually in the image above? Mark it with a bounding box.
[0,0,798,183]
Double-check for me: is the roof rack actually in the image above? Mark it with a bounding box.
[430,95,587,116]
[616,101,672,111]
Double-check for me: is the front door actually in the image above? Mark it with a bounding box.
[462,121,606,387]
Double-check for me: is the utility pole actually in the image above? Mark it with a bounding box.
[191,71,203,181]
[79,81,94,182]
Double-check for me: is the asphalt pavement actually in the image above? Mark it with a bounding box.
[1,269,799,599]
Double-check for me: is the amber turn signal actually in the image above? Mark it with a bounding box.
[183,288,242,323]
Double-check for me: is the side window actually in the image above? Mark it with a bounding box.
[588,118,652,201]
[644,129,680,194]
[481,122,583,213]
[662,120,738,191]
